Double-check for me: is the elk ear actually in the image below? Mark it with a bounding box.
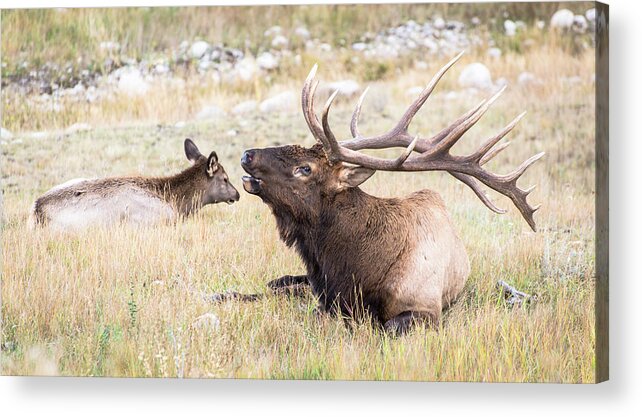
[337,165,376,190]
[206,151,219,177]
[184,138,203,163]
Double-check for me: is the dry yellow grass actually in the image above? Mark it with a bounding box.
[1,27,596,380]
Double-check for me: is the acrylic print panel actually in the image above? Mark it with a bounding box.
[0,2,608,382]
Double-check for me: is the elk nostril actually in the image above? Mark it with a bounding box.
[241,150,255,166]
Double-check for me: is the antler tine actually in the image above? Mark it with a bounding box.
[472,111,526,164]
[299,55,544,231]
[424,85,506,158]
[321,89,343,162]
[302,64,330,152]
[397,50,466,133]
[449,172,507,214]
[322,89,418,169]
[350,86,370,139]
[480,141,511,166]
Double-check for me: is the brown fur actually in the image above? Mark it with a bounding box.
[32,139,239,228]
[241,144,469,333]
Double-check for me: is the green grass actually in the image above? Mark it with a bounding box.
[1,52,596,380]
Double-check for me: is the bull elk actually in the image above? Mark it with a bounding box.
[30,139,239,230]
[241,52,543,334]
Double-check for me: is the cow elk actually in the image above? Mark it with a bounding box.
[241,52,543,334]
[31,139,239,230]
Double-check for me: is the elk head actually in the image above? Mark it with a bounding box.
[242,51,543,231]
[184,138,240,206]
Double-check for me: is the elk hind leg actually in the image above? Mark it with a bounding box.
[383,310,439,336]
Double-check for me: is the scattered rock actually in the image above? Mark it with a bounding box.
[99,41,120,52]
[231,100,258,115]
[226,129,238,136]
[1,128,13,140]
[572,15,588,33]
[433,17,446,30]
[458,63,492,90]
[174,121,186,128]
[405,86,424,97]
[517,72,541,86]
[294,27,311,40]
[495,77,509,88]
[414,60,428,70]
[271,35,289,49]
[551,9,574,30]
[235,57,259,81]
[196,105,226,120]
[536,20,546,30]
[259,91,297,113]
[264,25,282,38]
[323,79,360,97]
[190,41,210,59]
[487,47,502,58]
[586,8,596,23]
[117,67,149,96]
[65,123,91,134]
[504,19,517,36]
[352,42,367,52]
[257,52,279,70]
[191,313,220,331]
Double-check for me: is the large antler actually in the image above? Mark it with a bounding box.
[301,51,544,232]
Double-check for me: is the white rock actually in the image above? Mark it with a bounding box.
[1,128,13,140]
[324,79,360,97]
[458,63,493,90]
[414,60,428,70]
[495,77,509,88]
[196,105,226,120]
[191,313,220,331]
[99,41,120,52]
[294,27,311,40]
[405,86,424,97]
[236,57,259,81]
[231,100,258,115]
[264,25,282,38]
[271,35,289,49]
[174,121,186,128]
[352,42,367,52]
[518,72,540,86]
[551,9,574,29]
[65,123,91,134]
[257,52,279,70]
[154,63,170,75]
[434,17,446,30]
[117,67,149,96]
[487,47,502,58]
[190,41,210,59]
[259,91,297,113]
[471,17,481,26]
[536,20,546,30]
[319,43,332,52]
[586,8,596,23]
[226,129,238,137]
[572,15,588,33]
[504,19,517,36]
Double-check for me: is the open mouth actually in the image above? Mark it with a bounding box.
[242,175,263,195]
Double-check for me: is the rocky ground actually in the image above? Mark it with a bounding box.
[1,7,598,141]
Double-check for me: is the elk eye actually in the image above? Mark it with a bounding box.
[296,165,312,176]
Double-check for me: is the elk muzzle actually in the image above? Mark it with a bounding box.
[241,149,263,195]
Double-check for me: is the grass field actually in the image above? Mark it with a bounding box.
[1,5,596,382]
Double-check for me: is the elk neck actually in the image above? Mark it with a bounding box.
[146,162,207,215]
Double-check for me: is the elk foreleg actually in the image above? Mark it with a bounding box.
[267,274,309,296]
